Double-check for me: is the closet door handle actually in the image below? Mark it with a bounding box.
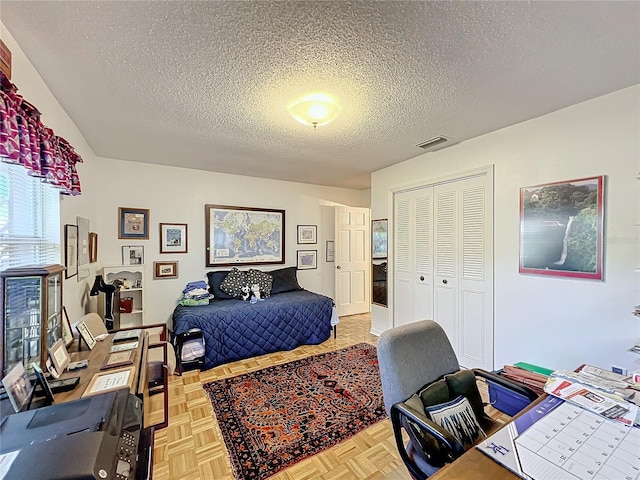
[336,265,342,269]
[442,279,448,284]
[419,276,424,281]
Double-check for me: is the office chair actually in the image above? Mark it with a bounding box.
[377,320,538,479]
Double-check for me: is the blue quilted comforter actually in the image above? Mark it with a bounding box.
[172,290,333,370]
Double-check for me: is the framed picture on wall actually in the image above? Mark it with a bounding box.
[154,261,179,279]
[297,225,317,244]
[122,245,144,265]
[160,223,188,254]
[519,175,604,280]
[297,250,317,270]
[205,204,285,267]
[118,207,149,240]
[326,240,335,262]
[372,219,388,259]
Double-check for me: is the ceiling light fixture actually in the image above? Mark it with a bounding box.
[289,93,340,130]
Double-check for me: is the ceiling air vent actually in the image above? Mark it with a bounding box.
[416,136,449,150]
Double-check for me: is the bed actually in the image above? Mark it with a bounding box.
[172,267,335,370]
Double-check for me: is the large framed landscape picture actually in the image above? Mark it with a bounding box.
[519,175,604,280]
[205,204,285,267]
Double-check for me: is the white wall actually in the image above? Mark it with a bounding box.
[3,22,369,329]
[94,158,369,326]
[2,25,100,322]
[372,85,640,373]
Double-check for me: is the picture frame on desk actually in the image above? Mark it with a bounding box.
[82,366,135,398]
[76,320,97,350]
[61,306,74,347]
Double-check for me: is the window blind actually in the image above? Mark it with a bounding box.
[0,162,61,272]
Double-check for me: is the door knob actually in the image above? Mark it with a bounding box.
[336,265,342,269]
[419,276,424,281]
[442,279,448,284]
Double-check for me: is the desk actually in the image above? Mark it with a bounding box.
[57,332,148,404]
[430,396,548,480]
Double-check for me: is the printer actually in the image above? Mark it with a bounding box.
[0,389,144,480]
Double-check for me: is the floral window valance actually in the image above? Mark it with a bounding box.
[0,71,82,196]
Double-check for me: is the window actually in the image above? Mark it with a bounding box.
[0,162,60,272]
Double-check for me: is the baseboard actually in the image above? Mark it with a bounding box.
[369,328,382,337]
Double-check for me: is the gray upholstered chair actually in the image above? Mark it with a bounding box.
[377,320,538,479]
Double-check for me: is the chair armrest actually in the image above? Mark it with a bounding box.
[390,401,463,478]
[472,369,539,403]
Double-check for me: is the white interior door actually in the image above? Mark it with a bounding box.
[335,206,370,316]
[393,168,494,370]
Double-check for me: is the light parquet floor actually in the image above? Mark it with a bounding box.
[151,314,508,480]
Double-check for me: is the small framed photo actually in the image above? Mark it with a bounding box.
[297,225,317,244]
[122,245,144,265]
[49,338,70,375]
[154,261,179,279]
[118,207,149,240]
[326,240,335,262]
[160,223,188,254]
[297,250,317,270]
[62,307,74,347]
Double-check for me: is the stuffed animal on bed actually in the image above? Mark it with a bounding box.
[249,283,265,304]
[240,284,251,301]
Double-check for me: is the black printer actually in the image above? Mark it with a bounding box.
[0,389,144,480]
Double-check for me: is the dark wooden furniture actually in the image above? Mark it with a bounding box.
[1,264,65,378]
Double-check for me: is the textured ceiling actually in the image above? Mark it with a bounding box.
[1,1,638,189]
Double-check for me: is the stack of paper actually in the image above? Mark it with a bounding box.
[544,365,638,426]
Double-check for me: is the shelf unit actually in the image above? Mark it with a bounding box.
[100,266,145,329]
[1,264,65,377]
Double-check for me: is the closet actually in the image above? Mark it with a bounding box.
[393,167,494,370]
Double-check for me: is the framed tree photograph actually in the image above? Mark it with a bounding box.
[297,225,317,244]
[205,204,285,267]
[122,245,144,265]
[154,261,179,279]
[297,250,317,270]
[118,207,149,240]
[64,224,78,279]
[372,219,388,259]
[160,223,188,254]
[519,175,604,280]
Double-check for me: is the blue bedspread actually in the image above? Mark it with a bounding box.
[172,290,333,370]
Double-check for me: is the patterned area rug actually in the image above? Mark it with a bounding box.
[203,343,386,480]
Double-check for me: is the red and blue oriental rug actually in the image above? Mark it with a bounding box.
[203,343,386,480]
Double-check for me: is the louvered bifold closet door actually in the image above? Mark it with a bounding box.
[434,174,493,370]
[393,188,434,327]
[434,187,458,351]
[458,177,493,370]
